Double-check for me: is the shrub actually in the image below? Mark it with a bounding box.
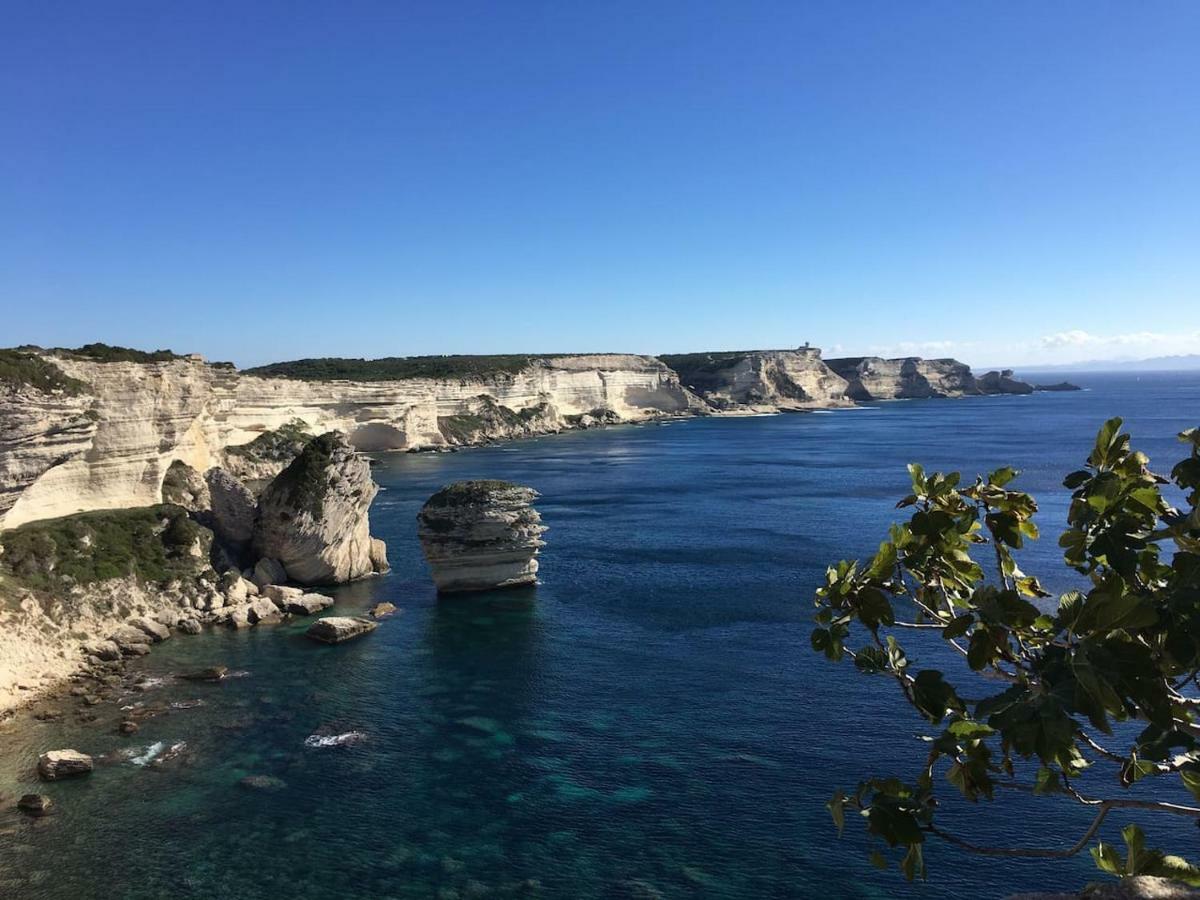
[814,418,1200,884]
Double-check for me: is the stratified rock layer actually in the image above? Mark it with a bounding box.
[660,347,852,411]
[417,481,547,593]
[253,433,388,585]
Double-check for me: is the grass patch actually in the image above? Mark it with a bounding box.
[0,349,89,395]
[0,505,211,591]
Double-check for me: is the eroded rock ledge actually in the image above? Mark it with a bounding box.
[417,481,546,593]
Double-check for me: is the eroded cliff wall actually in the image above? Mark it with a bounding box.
[0,353,705,529]
[660,348,853,411]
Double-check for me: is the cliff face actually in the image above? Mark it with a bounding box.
[253,433,388,585]
[660,348,853,411]
[825,357,981,400]
[0,352,705,530]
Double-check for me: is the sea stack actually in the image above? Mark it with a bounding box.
[252,432,390,585]
[416,480,547,593]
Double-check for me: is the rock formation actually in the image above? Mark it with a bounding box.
[660,347,853,411]
[252,432,389,585]
[825,356,980,400]
[417,481,547,593]
[38,749,93,780]
[0,350,705,530]
[977,369,1035,395]
[305,616,378,644]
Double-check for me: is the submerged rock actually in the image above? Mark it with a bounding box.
[305,616,378,644]
[17,794,53,816]
[180,666,228,682]
[37,749,93,780]
[252,433,389,585]
[416,481,547,593]
[239,774,287,791]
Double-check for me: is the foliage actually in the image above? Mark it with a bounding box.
[226,418,314,461]
[658,352,750,393]
[424,480,523,507]
[814,418,1200,882]
[0,505,210,591]
[265,432,338,517]
[245,355,552,381]
[53,343,184,363]
[0,348,88,395]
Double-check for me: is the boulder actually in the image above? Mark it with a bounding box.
[161,460,211,511]
[118,720,139,735]
[247,596,283,625]
[177,617,202,635]
[305,616,378,644]
[263,584,304,607]
[180,666,228,682]
[205,467,257,547]
[38,749,94,780]
[110,624,152,650]
[226,604,254,629]
[252,433,389,585]
[17,794,53,816]
[369,537,390,573]
[130,616,171,643]
[416,481,547,593]
[251,557,287,590]
[369,602,397,618]
[285,593,334,616]
[85,639,122,662]
[220,570,254,605]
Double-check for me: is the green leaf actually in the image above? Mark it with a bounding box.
[911,670,962,723]
[1091,840,1124,877]
[947,719,993,740]
[1182,770,1200,802]
[942,614,973,640]
[1033,766,1063,795]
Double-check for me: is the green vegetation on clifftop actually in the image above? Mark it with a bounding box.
[0,505,211,592]
[245,355,546,381]
[0,349,89,395]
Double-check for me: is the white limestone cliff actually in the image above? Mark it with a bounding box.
[0,352,705,530]
[660,347,854,411]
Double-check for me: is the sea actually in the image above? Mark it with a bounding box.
[1,371,1198,899]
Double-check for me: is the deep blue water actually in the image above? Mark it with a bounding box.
[1,372,1199,899]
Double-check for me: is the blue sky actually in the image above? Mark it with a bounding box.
[3,2,1198,367]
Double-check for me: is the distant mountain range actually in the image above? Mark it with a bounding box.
[988,354,1200,373]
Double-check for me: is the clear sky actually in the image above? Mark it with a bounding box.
[3,1,1198,368]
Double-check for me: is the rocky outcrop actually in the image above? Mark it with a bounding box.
[38,749,93,780]
[660,347,852,411]
[252,433,389,585]
[1034,381,1083,392]
[417,481,547,593]
[825,356,980,400]
[305,616,378,644]
[438,395,565,446]
[977,369,1035,395]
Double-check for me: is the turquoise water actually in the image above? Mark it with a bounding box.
[2,372,1199,898]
